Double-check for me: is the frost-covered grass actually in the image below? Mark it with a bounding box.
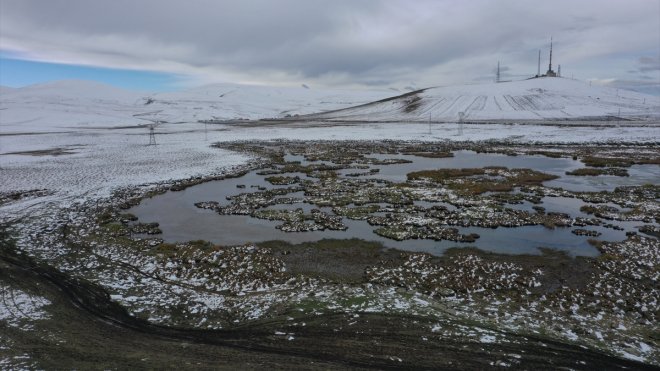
[0,288,51,330]
[3,120,657,220]
[0,125,250,218]
[220,121,660,143]
[0,82,658,367]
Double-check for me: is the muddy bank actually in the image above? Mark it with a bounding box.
[1,237,656,370]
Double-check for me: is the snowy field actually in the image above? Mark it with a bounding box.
[0,80,396,133]
[308,78,660,122]
[1,78,659,219]
[2,121,659,220]
[1,80,659,368]
[2,78,659,135]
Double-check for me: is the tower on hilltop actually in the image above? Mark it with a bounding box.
[545,37,557,77]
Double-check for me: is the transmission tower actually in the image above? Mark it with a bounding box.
[537,50,541,77]
[496,61,501,83]
[428,112,432,135]
[148,125,157,145]
[458,112,465,136]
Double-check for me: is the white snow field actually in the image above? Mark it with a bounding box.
[2,78,658,135]
[140,83,398,123]
[0,80,147,133]
[0,79,659,367]
[0,80,395,133]
[2,120,658,216]
[306,78,660,122]
[1,78,659,219]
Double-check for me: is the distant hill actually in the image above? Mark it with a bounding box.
[0,80,394,132]
[305,78,659,122]
[139,82,394,122]
[0,80,147,132]
[1,78,657,133]
[2,80,146,103]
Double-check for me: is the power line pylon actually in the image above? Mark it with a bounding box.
[148,125,157,145]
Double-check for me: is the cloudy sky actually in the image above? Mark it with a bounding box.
[1,0,658,93]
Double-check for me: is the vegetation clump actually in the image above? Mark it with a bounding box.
[566,168,629,176]
[408,167,558,195]
[582,156,660,168]
[265,175,300,185]
[407,168,485,181]
[401,151,453,158]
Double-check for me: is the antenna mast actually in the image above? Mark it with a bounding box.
[537,50,541,76]
[548,37,553,72]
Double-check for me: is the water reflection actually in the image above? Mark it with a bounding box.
[131,151,657,257]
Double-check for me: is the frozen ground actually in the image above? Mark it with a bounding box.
[2,78,657,208]
[142,82,398,123]
[0,126,248,218]
[0,80,396,133]
[2,78,658,136]
[2,121,659,219]
[0,80,659,368]
[308,78,660,122]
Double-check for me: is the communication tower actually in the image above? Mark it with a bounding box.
[545,37,557,77]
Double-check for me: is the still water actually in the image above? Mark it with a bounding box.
[131,151,658,256]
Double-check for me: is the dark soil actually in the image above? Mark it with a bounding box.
[1,244,654,370]
[259,239,402,283]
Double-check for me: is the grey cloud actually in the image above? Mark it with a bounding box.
[1,0,658,88]
[638,57,660,72]
[600,79,660,96]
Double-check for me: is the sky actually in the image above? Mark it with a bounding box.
[0,0,659,93]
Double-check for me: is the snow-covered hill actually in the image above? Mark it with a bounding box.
[140,83,395,123]
[0,80,148,132]
[1,78,658,134]
[306,78,660,122]
[0,80,394,132]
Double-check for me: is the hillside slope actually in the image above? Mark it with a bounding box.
[140,83,395,123]
[0,80,148,132]
[2,78,658,134]
[306,78,659,122]
[0,81,395,132]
